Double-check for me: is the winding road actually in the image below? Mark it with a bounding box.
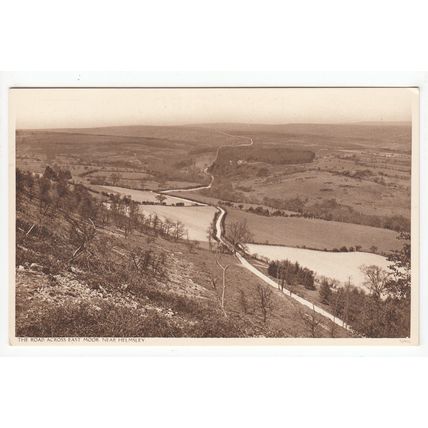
[162,131,355,334]
[161,131,253,194]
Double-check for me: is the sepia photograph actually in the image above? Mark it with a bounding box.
[2,2,428,427]
[9,87,419,345]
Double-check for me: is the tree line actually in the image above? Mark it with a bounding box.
[262,196,410,233]
[16,167,189,243]
[214,146,315,167]
[203,180,409,234]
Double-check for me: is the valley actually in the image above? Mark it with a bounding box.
[15,122,412,338]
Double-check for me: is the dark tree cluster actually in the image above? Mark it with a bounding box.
[268,259,315,290]
[215,146,315,166]
[43,165,72,182]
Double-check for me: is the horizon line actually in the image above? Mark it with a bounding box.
[16,119,412,131]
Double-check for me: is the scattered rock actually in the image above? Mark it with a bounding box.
[165,309,175,317]
[30,263,43,272]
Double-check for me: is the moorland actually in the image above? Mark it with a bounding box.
[15,122,412,338]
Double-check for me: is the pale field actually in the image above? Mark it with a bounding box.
[99,184,217,241]
[139,205,217,241]
[246,243,391,288]
[99,185,200,206]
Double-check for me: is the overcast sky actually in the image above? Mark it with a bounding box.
[11,87,415,129]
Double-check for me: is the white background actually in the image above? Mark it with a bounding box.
[1,1,427,427]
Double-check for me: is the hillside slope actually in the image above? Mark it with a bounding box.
[15,170,351,338]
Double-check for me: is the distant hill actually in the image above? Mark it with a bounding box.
[192,122,411,151]
[17,121,412,152]
[16,125,242,148]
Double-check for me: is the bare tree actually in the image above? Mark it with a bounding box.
[256,284,273,323]
[172,220,186,241]
[300,305,322,338]
[129,246,167,280]
[186,238,200,254]
[209,273,227,317]
[206,222,214,251]
[341,277,352,327]
[38,177,52,215]
[110,172,121,186]
[329,319,337,338]
[275,264,287,292]
[227,219,253,251]
[163,218,174,237]
[151,213,161,233]
[155,193,167,204]
[360,265,390,300]
[216,256,230,312]
[124,200,139,237]
[238,288,251,314]
[274,264,281,290]
[68,217,96,264]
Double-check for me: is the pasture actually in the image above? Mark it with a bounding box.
[225,207,401,254]
[233,153,411,219]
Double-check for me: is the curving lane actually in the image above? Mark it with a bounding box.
[161,132,253,194]
[162,131,355,334]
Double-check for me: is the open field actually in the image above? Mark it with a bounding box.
[96,185,202,206]
[241,166,410,218]
[92,184,214,241]
[246,244,391,288]
[139,205,217,241]
[225,207,401,254]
